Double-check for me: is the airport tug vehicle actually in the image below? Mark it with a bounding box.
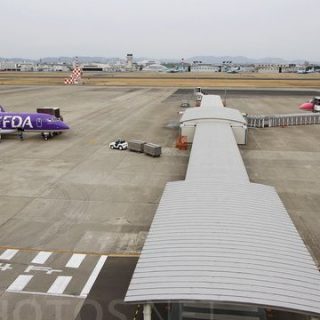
[109,139,128,150]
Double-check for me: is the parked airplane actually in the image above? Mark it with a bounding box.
[299,97,320,112]
[297,68,315,74]
[166,68,180,73]
[0,106,70,140]
[227,67,240,74]
[166,66,186,73]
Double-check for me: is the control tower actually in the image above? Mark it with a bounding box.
[126,54,133,69]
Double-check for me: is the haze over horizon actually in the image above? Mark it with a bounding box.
[1,0,319,62]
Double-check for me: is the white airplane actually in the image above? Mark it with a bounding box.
[227,67,240,74]
[297,68,315,74]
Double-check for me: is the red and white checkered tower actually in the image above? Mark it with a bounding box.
[64,57,82,85]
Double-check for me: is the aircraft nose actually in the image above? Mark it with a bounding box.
[62,122,70,130]
[58,121,70,130]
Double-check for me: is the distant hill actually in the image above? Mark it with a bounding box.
[0,56,120,64]
[40,56,121,64]
[0,57,35,63]
[186,56,315,65]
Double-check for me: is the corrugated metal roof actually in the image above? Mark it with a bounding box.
[125,94,320,315]
[125,181,320,315]
[180,107,246,125]
[186,123,249,182]
[200,95,225,108]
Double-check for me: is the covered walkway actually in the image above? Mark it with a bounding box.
[125,95,320,318]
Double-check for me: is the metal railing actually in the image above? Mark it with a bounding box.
[246,113,320,128]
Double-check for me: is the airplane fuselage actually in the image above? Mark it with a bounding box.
[0,112,69,134]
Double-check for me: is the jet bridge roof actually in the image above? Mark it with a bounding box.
[180,107,246,125]
[186,122,249,182]
[200,95,225,108]
[125,180,320,315]
[125,94,320,316]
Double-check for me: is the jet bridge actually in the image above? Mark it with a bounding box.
[125,95,320,319]
[179,106,247,145]
[247,112,320,128]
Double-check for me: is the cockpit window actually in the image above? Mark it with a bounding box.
[47,117,59,123]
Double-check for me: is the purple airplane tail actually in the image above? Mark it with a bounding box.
[0,105,5,112]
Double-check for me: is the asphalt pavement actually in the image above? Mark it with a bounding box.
[75,257,139,320]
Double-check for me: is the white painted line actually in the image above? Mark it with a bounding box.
[31,251,52,264]
[3,290,84,299]
[80,255,107,297]
[7,275,33,291]
[0,249,18,260]
[47,276,72,295]
[66,253,86,269]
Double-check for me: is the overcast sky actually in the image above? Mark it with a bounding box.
[1,0,319,61]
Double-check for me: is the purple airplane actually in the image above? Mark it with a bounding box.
[0,105,69,141]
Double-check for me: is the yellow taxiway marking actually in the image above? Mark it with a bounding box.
[0,245,140,257]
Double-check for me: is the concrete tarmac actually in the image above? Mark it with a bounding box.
[0,86,189,254]
[0,86,189,319]
[0,86,319,319]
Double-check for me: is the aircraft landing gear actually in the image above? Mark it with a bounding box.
[41,132,59,141]
[18,128,24,141]
[41,132,49,141]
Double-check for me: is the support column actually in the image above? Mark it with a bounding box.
[143,304,152,320]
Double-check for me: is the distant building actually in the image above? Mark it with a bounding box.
[138,60,160,67]
[191,63,220,72]
[255,64,291,73]
[53,65,69,72]
[20,64,32,72]
[81,64,103,71]
[142,64,168,72]
[0,62,20,71]
[239,66,255,73]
